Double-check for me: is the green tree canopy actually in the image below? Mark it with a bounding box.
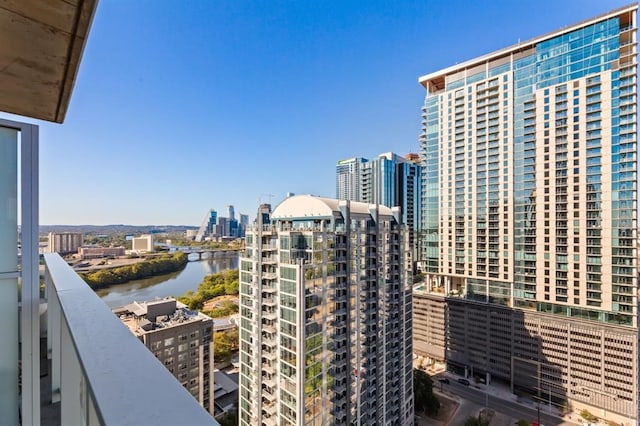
[414,369,440,416]
[214,329,239,362]
[463,416,489,426]
[178,269,239,310]
[81,252,188,289]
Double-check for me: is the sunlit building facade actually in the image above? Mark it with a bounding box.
[48,232,83,254]
[417,5,638,423]
[239,195,413,426]
[336,157,368,201]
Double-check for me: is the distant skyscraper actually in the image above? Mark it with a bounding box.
[228,205,235,221]
[416,5,637,423]
[360,152,400,206]
[336,152,422,264]
[239,213,249,237]
[229,218,239,237]
[216,217,228,237]
[196,209,217,242]
[398,155,422,263]
[336,157,367,201]
[239,195,414,425]
[206,210,217,235]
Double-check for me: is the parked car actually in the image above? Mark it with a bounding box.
[438,378,450,384]
[457,378,470,386]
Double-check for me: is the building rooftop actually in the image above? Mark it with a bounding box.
[114,297,211,336]
[272,194,395,220]
[213,370,238,398]
[418,3,637,91]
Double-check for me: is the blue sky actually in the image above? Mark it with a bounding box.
[7,0,631,225]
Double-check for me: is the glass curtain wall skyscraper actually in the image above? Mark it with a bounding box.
[417,4,638,423]
[238,195,413,426]
[337,152,422,266]
[361,152,403,207]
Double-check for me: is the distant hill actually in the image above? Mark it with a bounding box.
[39,224,198,236]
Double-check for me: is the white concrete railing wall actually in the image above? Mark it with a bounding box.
[44,253,217,426]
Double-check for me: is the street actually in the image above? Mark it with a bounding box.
[440,380,581,426]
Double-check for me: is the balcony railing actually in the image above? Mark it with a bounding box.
[44,253,217,425]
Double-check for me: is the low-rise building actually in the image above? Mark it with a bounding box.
[213,370,238,420]
[114,298,215,415]
[78,245,125,259]
[412,284,446,363]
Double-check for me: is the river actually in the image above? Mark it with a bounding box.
[97,253,239,308]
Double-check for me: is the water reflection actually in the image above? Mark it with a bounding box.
[98,253,239,308]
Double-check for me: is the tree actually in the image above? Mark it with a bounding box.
[204,300,239,318]
[516,420,531,426]
[218,409,238,426]
[177,269,239,310]
[213,332,233,362]
[580,409,598,422]
[413,369,440,416]
[463,416,489,426]
[82,252,188,288]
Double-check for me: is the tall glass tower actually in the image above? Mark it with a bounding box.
[337,152,422,267]
[416,5,638,424]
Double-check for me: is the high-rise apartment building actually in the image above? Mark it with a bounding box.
[336,157,368,201]
[48,232,83,254]
[114,298,215,415]
[361,152,402,207]
[239,195,413,426]
[416,5,637,423]
[397,154,423,263]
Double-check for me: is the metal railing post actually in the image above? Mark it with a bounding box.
[20,123,40,426]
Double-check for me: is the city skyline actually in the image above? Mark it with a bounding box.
[0,1,631,226]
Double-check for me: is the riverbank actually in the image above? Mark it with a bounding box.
[97,254,239,308]
[80,252,188,290]
[178,269,239,310]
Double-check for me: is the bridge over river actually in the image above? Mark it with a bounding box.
[169,246,243,261]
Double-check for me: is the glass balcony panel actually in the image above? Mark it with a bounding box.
[0,126,18,425]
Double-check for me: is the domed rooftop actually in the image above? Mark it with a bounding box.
[271,195,394,219]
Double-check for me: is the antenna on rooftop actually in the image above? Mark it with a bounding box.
[259,193,274,205]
